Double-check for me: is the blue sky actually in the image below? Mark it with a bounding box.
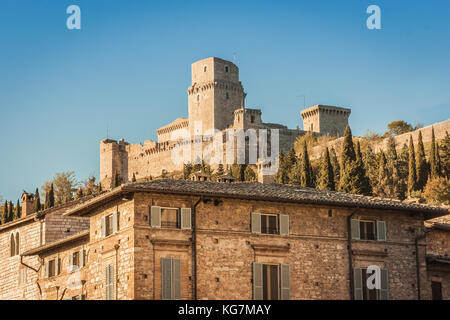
[0,0,449,201]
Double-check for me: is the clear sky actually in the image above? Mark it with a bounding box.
[0,0,449,201]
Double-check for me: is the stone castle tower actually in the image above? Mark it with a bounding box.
[301,105,351,137]
[188,57,246,136]
[99,57,352,189]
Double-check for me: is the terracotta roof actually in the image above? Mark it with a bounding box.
[21,230,89,256]
[64,179,449,218]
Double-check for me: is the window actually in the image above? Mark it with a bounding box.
[161,257,181,300]
[45,258,60,278]
[69,249,85,269]
[161,208,180,228]
[253,263,290,300]
[101,212,119,237]
[150,206,191,229]
[226,92,229,100]
[15,233,19,255]
[251,115,255,123]
[251,213,289,236]
[204,66,207,72]
[225,66,229,73]
[351,219,386,241]
[105,264,114,300]
[197,95,200,102]
[353,267,388,300]
[261,214,278,234]
[10,234,15,257]
[432,281,443,300]
[73,251,80,267]
[360,220,376,240]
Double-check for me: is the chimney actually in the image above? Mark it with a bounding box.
[21,192,35,217]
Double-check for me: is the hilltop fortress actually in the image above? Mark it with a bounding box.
[100,57,351,189]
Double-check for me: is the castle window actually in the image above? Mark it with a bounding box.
[10,234,15,257]
[204,66,207,72]
[251,115,255,123]
[226,92,229,100]
[225,66,229,73]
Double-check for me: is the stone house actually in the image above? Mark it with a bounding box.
[1,180,448,300]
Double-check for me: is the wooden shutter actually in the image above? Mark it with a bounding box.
[44,261,49,278]
[279,214,289,236]
[105,265,110,300]
[105,264,114,300]
[112,212,118,234]
[180,208,192,230]
[280,264,290,300]
[69,252,74,268]
[161,257,172,299]
[79,249,85,267]
[151,206,161,228]
[351,219,360,240]
[353,267,363,300]
[173,259,182,300]
[380,269,389,300]
[55,258,60,276]
[377,221,387,242]
[251,213,261,234]
[253,262,263,300]
[101,217,106,238]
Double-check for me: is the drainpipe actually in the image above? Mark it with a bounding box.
[415,228,431,300]
[347,208,360,300]
[192,197,202,300]
[20,255,42,299]
[114,244,120,300]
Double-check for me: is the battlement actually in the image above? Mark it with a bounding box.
[301,105,351,137]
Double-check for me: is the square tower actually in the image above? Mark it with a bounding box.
[301,105,351,137]
[188,57,246,137]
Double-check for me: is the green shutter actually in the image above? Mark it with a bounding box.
[180,208,192,230]
[101,217,106,238]
[173,259,182,299]
[112,212,118,233]
[151,206,161,228]
[161,257,172,299]
[351,219,360,240]
[105,265,110,300]
[353,267,363,300]
[280,264,290,300]
[377,221,387,242]
[380,269,389,300]
[251,213,261,234]
[279,214,289,236]
[253,262,263,300]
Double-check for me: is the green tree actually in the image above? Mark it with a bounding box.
[8,201,14,222]
[34,188,41,212]
[299,141,314,187]
[274,151,289,184]
[362,144,378,189]
[76,188,84,199]
[407,136,417,195]
[15,199,21,220]
[244,166,256,182]
[340,125,356,173]
[423,177,450,205]
[231,163,246,181]
[429,127,440,179]
[45,183,55,209]
[1,201,8,224]
[42,172,77,205]
[386,136,398,163]
[329,147,340,183]
[183,163,193,180]
[373,152,391,198]
[416,131,428,190]
[317,148,335,191]
[441,131,450,179]
[385,120,413,136]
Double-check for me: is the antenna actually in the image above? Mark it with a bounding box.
[233,52,237,64]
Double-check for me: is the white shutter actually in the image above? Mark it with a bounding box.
[55,258,60,276]
[79,249,85,267]
[377,221,387,242]
[44,261,49,278]
[380,269,389,300]
[279,214,289,236]
[151,206,161,228]
[112,212,118,234]
[351,219,360,240]
[253,262,263,300]
[69,253,74,268]
[180,208,192,230]
[353,267,363,300]
[280,264,290,300]
[251,213,261,234]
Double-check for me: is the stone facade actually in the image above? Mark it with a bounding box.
[301,105,351,137]
[99,58,350,189]
[1,180,448,300]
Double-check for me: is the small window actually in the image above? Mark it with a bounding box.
[161,208,180,228]
[432,281,443,300]
[48,259,57,277]
[360,220,376,240]
[105,215,114,237]
[204,66,207,72]
[261,214,278,234]
[225,66,229,73]
[72,251,80,268]
[197,95,200,102]
[226,92,229,100]
[251,115,255,123]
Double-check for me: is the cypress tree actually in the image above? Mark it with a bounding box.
[274,151,289,184]
[231,164,246,181]
[2,201,8,223]
[408,136,417,195]
[416,131,428,190]
[430,127,439,179]
[299,141,313,187]
[355,141,363,162]
[362,144,377,189]
[317,148,335,191]
[244,166,256,182]
[15,199,21,220]
[435,142,442,178]
[340,125,356,171]
[34,188,41,212]
[441,131,450,179]
[48,184,55,208]
[373,152,391,197]
[183,163,193,180]
[329,147,340,183]
[386,136,398,163]
[8,201,14,222]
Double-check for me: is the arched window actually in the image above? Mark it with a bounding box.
[15,233,20,255]
[10,234,15,257]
